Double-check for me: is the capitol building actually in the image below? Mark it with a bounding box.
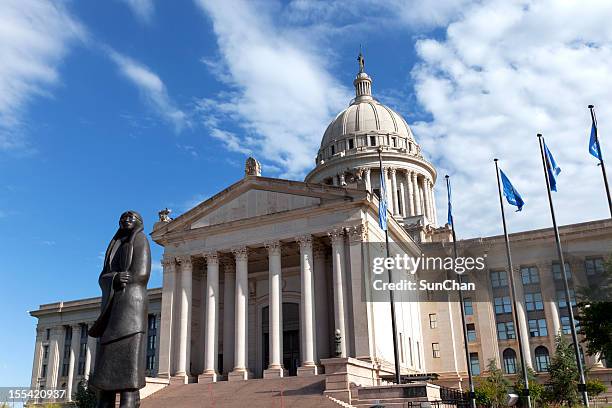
[27,58,612,406]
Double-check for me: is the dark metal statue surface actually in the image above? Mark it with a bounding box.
[89,211,151,408]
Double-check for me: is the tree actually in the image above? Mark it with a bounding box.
[73,379,97,408]
[577,256,612,364]
[474,359,511,408]
[547,333,580,406]
[586,378,606,398]
[513,365,545,407]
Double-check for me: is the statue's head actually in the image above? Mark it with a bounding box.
[119,211,143,231]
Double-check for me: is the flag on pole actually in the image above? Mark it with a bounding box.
[378,171,388,231]
[589,120,602,160]
[447,179,453,227]
[500,169,525,211]
[544,141,562,192]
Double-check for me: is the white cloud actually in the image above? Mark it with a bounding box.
[411,0,612,237]
[0,0,84,150]
[107,49,188,132]
[119,0,155,24]
[194,0,351,179]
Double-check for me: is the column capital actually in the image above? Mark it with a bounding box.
[175,255,192,267]
[264,240,281,255]
[389,167,397,176]
[232,246,248,261]
[222,259,236,273]
[295,234,313,249]
[327,228,345,245]
[347,224,368,243]
[313,241,326,259]
[161,256,175,269]
[204,252,219,264]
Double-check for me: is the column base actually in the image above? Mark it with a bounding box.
[228,369,252,382]
[170,374,189,385]
[297,364,319,376]
[198,371,218,383]
[263,366,288,378]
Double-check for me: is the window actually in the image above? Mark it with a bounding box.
[557,289,576,309]
[585,258,605,275]
[41,364,47,378]
[77,325,88,376]
[535,346,550,372]
[525,292,544,311]
[348,139,354,149]
[417,341,421,369]
[43,345,49,360]
[528,319,548,337]
[61,327,72,377]
[521,266,539,285]
[432,343,440,358]
[146,314,157,372]
[369,136,377,146]
[503,348,517,374]
[400,333,405,363]
[497,321,516,340]
[463,298,474,315]
[561,316,580,334]
[330,145,335,155]
[490,270,508,288]
[46,329,51,341]
[470,353,481,375]
[552,262,572,280]
[392,137,397,147]
[467,324,477,342]
[408,337,413,366]
[429,313,438,329]
[494,296,512,314]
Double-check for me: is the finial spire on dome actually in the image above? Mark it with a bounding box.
[353,48,372,100]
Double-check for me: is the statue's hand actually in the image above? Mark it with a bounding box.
[115,272,132,288]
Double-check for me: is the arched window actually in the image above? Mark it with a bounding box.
[503,348,517,374]
[535,346,550,372]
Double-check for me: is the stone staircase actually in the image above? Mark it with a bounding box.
[141,376,344,408]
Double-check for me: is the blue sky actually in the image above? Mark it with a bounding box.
[1,0,612,387]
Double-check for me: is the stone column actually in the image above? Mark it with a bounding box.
[47,327,63,391]
[385,168,394,215]
[412,172,422,216]
[406,170,415,216]
[174,256,193,382]
[158,257,177,379]
[512,267,533,369]
[200,252,219,383]
[422,177,431,222]
[66,325,80,401]
[313,242,330,361]
[84,323,96,380]
[430,180,437,225]
[296,235,318,375]
[229,246,250,381]
[399,180,406,217]
[222,262,236,375]
[264,241,285,378]
[30,329,44,389]
[364,168,372,192]
[539,263,561,340]
[390,168,399,216]
[329,228,347,357]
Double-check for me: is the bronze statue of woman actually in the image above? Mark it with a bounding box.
[89,211,151,408]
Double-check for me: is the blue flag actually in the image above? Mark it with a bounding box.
[589,121,602,160]
[447,179,453,227]
[500,169,525,211]
[378,170,388,231]
[544,141,561,192]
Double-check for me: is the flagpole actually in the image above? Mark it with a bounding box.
[588,105,612,217]
[537,134,589,407]
[378,147,402,385]
[445,175,476,408]
[493,159,532,408]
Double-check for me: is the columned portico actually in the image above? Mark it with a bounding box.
[200,252,219,383]
[296,235,318,375]
[229,246,251,381]
[263,241,285,378]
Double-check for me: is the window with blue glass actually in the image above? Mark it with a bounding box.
[557,289,576,309]
[503,348,517,374]
[470,353,481,375]
[552,262,572,280]
[467,324,477,342]
[525,292,544,311]
[521,266,539,285]
[490,270,508,288]
[494,296,512,314]
[585,258,605,275]
[497,321,516,340]
[535,346,550,372]
[463,298,473,316]
[561,316,580,334]
[528,318,548,337]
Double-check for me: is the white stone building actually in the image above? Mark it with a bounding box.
[27,59,612,404]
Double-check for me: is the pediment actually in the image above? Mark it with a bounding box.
[191,188,320,228]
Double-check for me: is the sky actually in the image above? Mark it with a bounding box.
[1,0,611,388]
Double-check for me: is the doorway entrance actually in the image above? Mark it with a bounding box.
[262,302,300,376]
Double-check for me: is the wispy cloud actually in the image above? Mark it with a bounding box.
[410,0,612,237]
[107,49,189,132]
[119,0,155,24]
[0,0,85,150]
[194,0,351,179]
